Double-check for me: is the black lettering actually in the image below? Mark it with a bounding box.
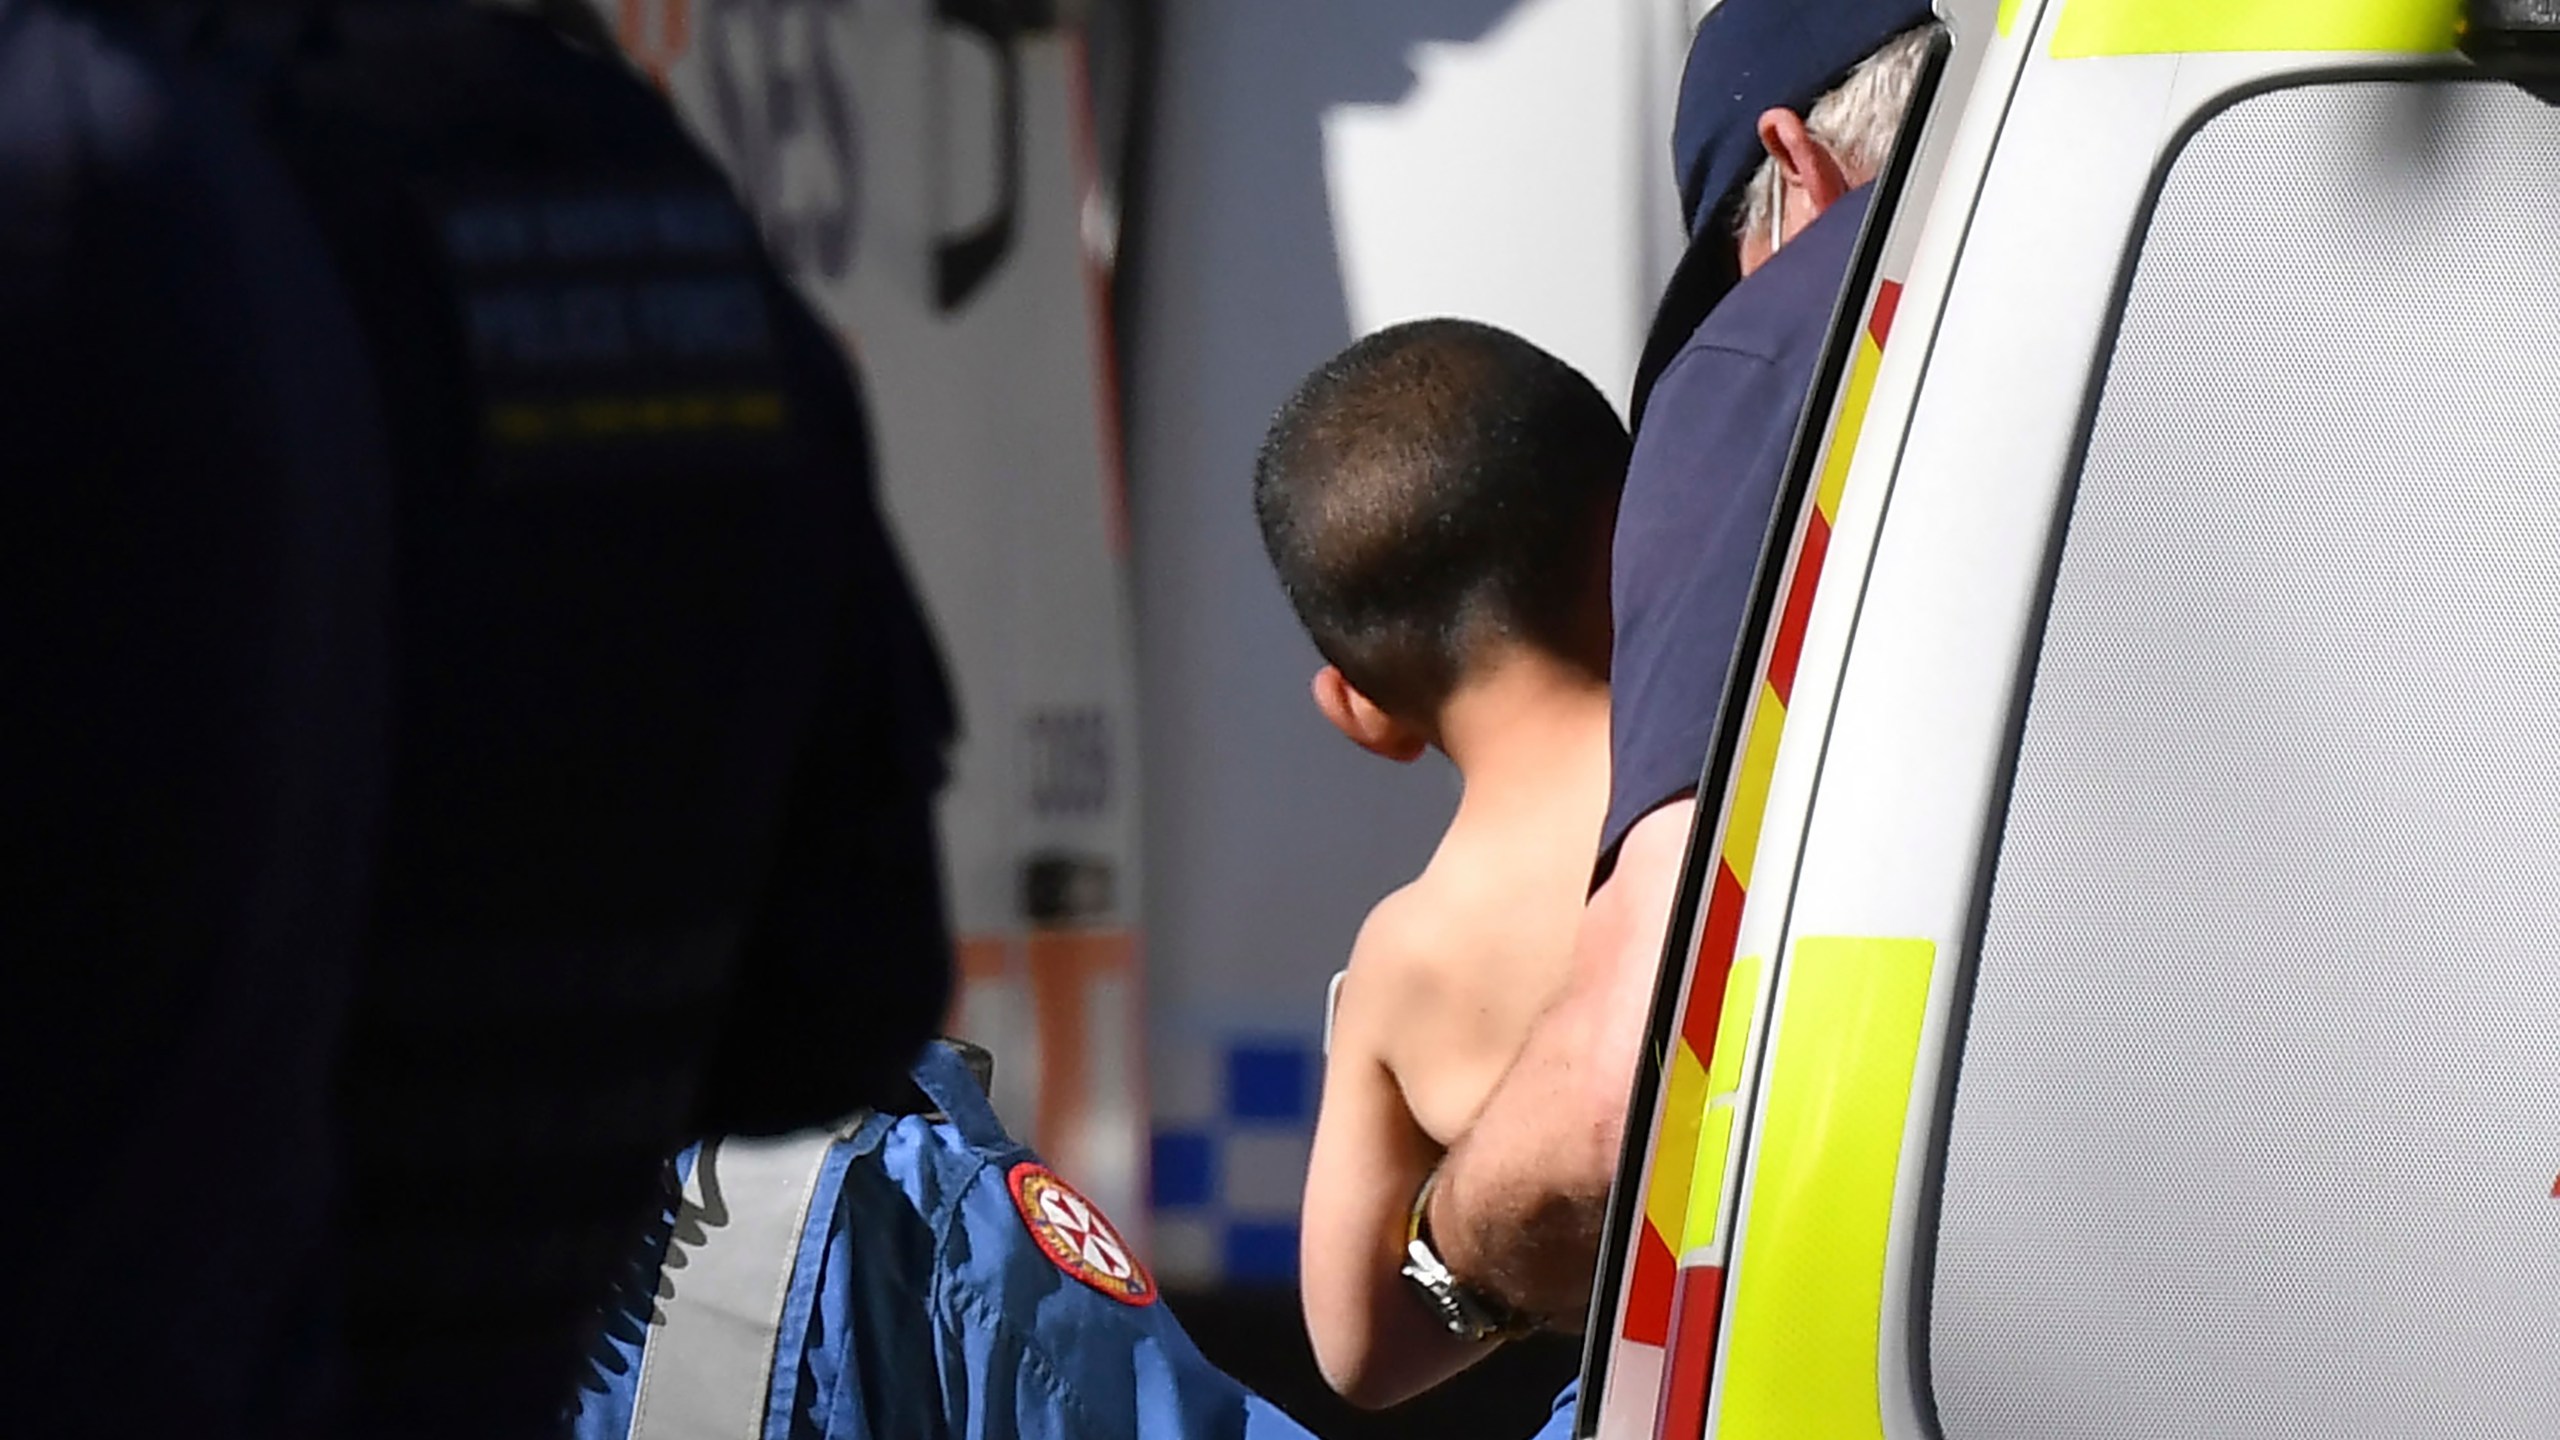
[1028,708,1113,818]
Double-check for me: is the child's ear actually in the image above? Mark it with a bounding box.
[1310,666,1428,764]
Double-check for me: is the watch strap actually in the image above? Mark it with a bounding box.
[1399,1163,1532,1343]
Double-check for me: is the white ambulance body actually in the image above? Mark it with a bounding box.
[1591,2,2560,1436]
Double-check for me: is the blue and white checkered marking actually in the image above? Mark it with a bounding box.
[1148,1033,1319,1284]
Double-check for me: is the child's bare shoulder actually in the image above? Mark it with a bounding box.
[1347,873,1467,982]
[1326,885,1433,1048]
[1337,865,1504,1031]
[1334,847,1572,1142]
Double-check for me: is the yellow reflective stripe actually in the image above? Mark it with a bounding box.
[1644,1040,1711,1244]
[1997,0,2026,37]
[1679,956,1767,1256]
[1719,685,1787,890]
[1704,954,1765,1095]
[2052,0,2459,57]
[1814,335,1880,525]
[1714,938,1937,1440]
[1680,1104,1738,1253]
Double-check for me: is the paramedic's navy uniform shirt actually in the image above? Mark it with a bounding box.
[1602,184,1873,861]
[1,5,390,1434]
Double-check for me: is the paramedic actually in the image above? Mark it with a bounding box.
[573,1043,1320,1440]
[0,3,954,1436]
[1398,0,1941,1349]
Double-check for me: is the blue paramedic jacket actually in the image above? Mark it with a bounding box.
[575,1044,1317,1440]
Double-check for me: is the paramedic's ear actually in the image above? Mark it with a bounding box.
[1311,666,1427,764]
[1755,107,1851,241]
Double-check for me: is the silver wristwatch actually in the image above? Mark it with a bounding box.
[1398,1165,1528,1343]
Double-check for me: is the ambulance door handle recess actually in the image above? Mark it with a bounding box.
[933,0,1022,312]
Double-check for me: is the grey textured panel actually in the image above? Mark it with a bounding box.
[1933,81,2560,1438]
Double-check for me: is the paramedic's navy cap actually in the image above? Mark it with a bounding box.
[1671,0,1937,237]
[1633,0,1934,425]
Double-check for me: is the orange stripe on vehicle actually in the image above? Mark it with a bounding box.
[942,933,1013,1035]
[1026,930,1137,1174]
[1064,33,1137,559]
[616,0,691,85]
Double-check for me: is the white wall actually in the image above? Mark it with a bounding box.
[1127,0,1687,1281]
[1322,0,1687,409]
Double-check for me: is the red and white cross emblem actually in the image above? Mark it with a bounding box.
[1007,1161,1156,1305]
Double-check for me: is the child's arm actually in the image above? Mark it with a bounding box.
[1298,941,1497,1409]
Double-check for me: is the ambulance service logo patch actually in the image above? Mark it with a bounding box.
[1008,1161,1155,1306]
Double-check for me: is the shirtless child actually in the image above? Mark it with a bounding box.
[1252,319,1627,1409]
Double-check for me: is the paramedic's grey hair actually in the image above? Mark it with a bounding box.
[1733,24,1938,246]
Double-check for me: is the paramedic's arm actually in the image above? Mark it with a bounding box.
[1300,959,1486,1407]
[1419,326,1804,1316]
[1421,799,1693,1319]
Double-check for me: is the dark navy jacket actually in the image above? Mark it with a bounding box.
[0,2,955,1433]
[1601,185,1872,862]
[0,4,390,1432]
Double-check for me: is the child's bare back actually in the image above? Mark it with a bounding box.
[1302,667,1610,1407]
[1252,318,1629,1409]
[1354,766,1603,1147]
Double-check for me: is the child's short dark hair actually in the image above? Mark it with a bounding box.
[1254,319,1629,720]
